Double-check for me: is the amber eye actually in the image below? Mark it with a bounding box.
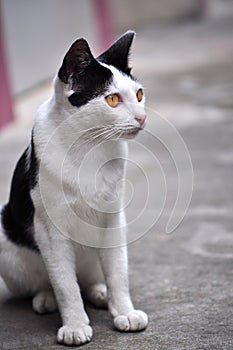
[105,94,119,108]
[136,89,143,102]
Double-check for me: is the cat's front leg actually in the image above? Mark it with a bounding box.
[98,215,148,332]
[35,219,92,346]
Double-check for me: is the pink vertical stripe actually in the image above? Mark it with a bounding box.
[93,0,113,51]
[0,6,14,129]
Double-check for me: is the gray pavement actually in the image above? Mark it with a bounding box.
[1,9,233,350]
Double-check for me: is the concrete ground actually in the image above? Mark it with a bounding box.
[1,5,233,350]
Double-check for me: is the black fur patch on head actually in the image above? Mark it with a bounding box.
[97,31,135,75]
[1,134,39,252]
[58,38,113,108]
[68,60,113,108]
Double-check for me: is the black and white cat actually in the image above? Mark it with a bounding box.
[0,31,148,346]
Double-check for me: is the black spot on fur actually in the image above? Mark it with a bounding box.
[1,134,39,252]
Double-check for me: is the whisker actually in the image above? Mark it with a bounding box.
[103,129,119,141]
[74,121,139,148]
[79,127,116,147]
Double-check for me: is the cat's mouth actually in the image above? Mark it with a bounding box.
[121,126,142,138]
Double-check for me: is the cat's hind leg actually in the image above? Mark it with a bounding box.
[76,247,108,308]
[84,283,108,308]
[0,227,56,313]
[32,289,57,314]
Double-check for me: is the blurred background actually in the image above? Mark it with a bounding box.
[0,1,233,349]
[1,0,232,128]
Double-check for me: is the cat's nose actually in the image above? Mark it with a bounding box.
[135,115,146,126]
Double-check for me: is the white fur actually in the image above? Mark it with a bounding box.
[0,64,148,346]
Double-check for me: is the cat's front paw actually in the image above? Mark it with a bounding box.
[114,310,148,332]
[57,324,93,346]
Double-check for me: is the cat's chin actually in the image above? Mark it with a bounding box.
[120,127,142,139]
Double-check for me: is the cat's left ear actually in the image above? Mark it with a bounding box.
[97,30,135,75]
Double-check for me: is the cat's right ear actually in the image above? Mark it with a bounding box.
[58,38,95,84]
[97,31,135,75]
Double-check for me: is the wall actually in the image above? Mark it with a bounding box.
[1,0,202,95]
[1,0,98,95]
[109,0,202,32]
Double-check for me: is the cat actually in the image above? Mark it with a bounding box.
[0,31,148,346]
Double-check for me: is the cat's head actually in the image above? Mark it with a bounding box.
[56,31,146,139]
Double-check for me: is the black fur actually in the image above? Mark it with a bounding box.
[58,38,113,108]
[68,62,113,108]
[97,31,135,75]
[1,135,39,252]
[58,38,95,85]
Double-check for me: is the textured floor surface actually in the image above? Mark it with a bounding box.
[0,8,233,350]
